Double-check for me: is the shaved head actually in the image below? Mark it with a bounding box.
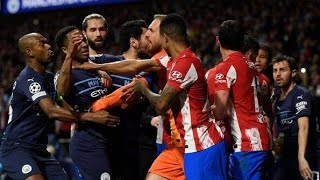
[17,33,53,65]
[18,33,42,55]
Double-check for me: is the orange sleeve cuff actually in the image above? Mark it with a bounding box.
[91,87,125,112]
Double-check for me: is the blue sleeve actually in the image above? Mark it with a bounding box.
[90,54,122,64]
[20,76,50,105]
[294,91,313,119]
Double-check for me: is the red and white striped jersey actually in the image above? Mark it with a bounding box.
[206,66,234,151]
[156,48,223,153]
[152,50,172,145]
[214,52,270,152]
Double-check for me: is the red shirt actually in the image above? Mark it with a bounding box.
[157,48,223,153]
[258,73,272,118]
[152,50,172,145]
[206,66,234,151]
[215,52,270,152]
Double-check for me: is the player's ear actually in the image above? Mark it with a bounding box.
[82,30,87,38]
[25,48,33,57]
[61,47,67,54]
[164,34,169,43]
[216,36,220,47]
[292,69,297,77]
[130,37,138,49]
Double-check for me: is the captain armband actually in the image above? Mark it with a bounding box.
[56,95,64,102]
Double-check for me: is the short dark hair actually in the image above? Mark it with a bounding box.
[159,13,189,45]
[82,13,108,31]
[119,20,148,52]
[272,54,297,71]
[218,20,244,51]
[242,35,260,54]
[55,26,78,49]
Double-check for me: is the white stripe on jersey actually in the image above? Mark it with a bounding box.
[181,94,196,153]
[197,124,215,150]
[159,55,170,68]
[180,63,198,89]
[245,128,263,151]
[7,105,13,124]
[156,115,164,144]
[226,65,236,88]
[202,95,210,112]
[230,103,242,152]
[31,91,47,101]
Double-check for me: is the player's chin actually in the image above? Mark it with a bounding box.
[82,54,89,60]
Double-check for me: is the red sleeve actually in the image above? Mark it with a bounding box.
[214,62,234,92]
[167,57,198,92]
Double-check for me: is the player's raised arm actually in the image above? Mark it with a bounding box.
[55,28,83,97]
[76,58,161,74]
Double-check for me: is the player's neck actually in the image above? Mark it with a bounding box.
[72,60,84,68]
[123,48,138,60]
[27,61,46,74]
[89,48,107,55]
[280,82,296,100]
[221,49,241,61]
[168,43,187,59]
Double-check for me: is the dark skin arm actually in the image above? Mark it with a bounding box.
[39,97,120,126]
[56,31,83,97]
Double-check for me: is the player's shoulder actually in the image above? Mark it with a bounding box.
[293,85,313,97]
[206,67,217,78]
[90,54,122,62]
[16,67,39,82]
[180,48,198,60]
[152,50,167,60]
[214,59,232,72]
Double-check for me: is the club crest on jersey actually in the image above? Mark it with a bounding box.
[29,82,41,94]
[100,172,110,180]
[22,164,32,174]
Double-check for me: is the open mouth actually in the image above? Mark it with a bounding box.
[82,51,89,56]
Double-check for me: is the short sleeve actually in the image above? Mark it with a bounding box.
[20,76,50,105]
[155,55,170,69]
[214,63,236,92]
[167,57,198,91]
[294,92,313,119]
